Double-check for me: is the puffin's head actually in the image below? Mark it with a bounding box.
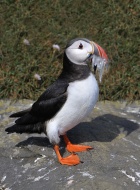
[65,38,108,81]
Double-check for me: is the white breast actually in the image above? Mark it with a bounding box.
[46,73,99,144]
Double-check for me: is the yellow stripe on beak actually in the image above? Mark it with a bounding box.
[89,41,95,55]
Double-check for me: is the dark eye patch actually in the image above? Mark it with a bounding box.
[78,43,83,49]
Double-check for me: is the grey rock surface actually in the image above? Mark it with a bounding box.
[0,100,140,190]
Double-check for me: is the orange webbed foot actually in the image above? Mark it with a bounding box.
[58,153,80,166]
[66,144,93,153]
[63,135,93,153]
[54,145,80,166]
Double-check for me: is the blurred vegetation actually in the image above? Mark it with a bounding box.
[0,0,140,101]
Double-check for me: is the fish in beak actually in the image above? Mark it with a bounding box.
[89,41,108,82]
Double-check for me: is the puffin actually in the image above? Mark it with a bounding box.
[5,38,108,166]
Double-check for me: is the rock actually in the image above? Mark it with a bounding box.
[0,100,140,190]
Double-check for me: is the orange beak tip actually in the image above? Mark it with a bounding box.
[94,42,108,60]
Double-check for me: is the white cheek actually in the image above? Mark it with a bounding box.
[66,49,88,65]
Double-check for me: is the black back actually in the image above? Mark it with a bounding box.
[6,39,91,134]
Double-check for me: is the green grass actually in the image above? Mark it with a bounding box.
[0,0,140,101]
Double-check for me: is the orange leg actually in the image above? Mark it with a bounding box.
[63,134,93,153]
[54,145,80,166]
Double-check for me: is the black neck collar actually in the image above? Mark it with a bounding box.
[58,52,90,83]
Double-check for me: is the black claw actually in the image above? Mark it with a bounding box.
[87,147,93,151]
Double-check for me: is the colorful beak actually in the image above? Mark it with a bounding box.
[90,41,108,60]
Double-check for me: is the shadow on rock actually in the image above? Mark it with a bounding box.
[16,114,139,149]
[67,114,139,144]
[16,136,52,148]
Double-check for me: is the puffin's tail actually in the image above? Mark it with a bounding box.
[10,108,31,118]
[5,123,45,134]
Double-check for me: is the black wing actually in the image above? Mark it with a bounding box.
[14,81,69,125]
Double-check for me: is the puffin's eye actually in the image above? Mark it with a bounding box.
[78,43,83,49]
